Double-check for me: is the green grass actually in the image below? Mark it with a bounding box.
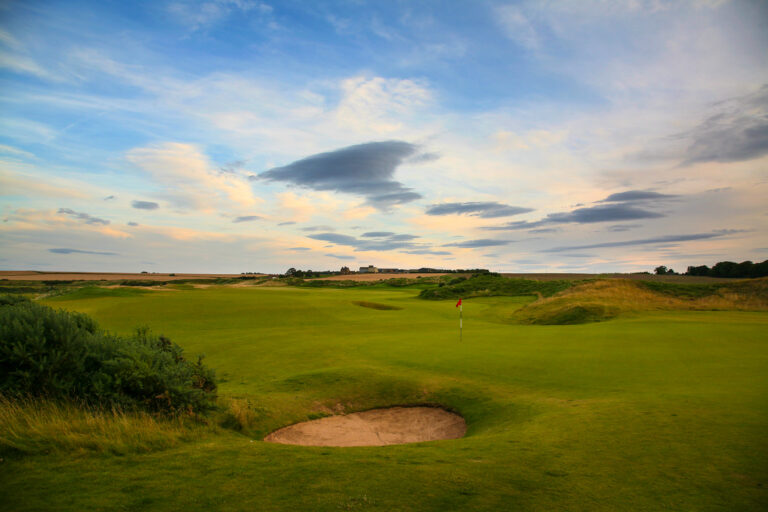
[351,300,403,310]
[1,286,766,511]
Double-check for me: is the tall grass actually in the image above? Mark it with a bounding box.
[0,395,212,457]
[513,278,768,324]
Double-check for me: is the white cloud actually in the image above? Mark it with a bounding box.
[495,5,540,50]
[334,76,433,135]
[125,142,260,211]
[167,0,273,31]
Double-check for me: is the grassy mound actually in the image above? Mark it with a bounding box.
[513,278,768,324]
[419,274,576,300]
[48,285,151,300]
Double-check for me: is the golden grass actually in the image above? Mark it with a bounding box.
[0,396,210,457]
[220,397,260,432]
[513,278,768,324]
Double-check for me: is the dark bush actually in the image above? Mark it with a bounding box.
[419,274,576,300]
[0,296,216,415]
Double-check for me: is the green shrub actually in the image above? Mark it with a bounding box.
[0,297,216,415]
[519,303,620,325]
[419,274,576,300]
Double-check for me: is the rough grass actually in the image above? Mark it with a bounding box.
[46,286,152,300]
[0,396,211,457]
[420,274,576,300]
[514,278,768,324]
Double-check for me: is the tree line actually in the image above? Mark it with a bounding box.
[655,259,768,278]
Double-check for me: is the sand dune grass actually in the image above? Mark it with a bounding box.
[0,396,213,457]
[514,278,768,324]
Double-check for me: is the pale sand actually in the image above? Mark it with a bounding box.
[264,406,466,447]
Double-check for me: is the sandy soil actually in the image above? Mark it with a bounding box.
[264,406,466,447]
[316,273,447,281]
[0,271,251,281]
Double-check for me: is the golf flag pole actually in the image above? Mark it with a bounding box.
[456,298,463,342]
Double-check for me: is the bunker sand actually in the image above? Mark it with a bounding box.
[264,407,466,447]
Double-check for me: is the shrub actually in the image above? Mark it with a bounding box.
[0,296,216,415]
[419,274,575,300]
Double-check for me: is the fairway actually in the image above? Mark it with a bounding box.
[4,285,768,511]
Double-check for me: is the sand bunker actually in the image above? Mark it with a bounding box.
[264,406,466,447]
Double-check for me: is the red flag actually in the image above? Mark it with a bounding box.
[456,298,462,307]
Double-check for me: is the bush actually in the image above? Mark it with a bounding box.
[0,296,216,415]
[419,274,575,300]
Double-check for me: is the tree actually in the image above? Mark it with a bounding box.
[285,267,297,277]
[654,266,668,275]
[686,265,710,276]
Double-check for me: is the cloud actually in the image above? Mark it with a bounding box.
[606,224,642,232]
[233,215,261,223]
[278,221,296,226]
[542,232,735,253]
[484,203,664,230]
[683,84,768,165]
[361,231,394,237]
[599,190,678,202]
[132,200,159,210]
[308,232,421,252]
[57,208,109,225]
[443,239,511,248]
[104,195,115,200]
[388,234,419,241]
[528,228,560,234]
[167,0,273,31]
[219,159,246,173]
[425,202,534,218]
[127,222,139,227]
[289,247,310,251]
[495,5,540,50]
[354,231,419,242]
[126,142,257,211]
[258,141,424,209]
[401,249,452,255]
[301,225,336,232]
[49,248,118,256]
[325,253,355,260]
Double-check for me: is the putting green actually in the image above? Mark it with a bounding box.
[3,284,766,511]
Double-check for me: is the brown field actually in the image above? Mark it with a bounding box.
[315,273,448,281]
[500,272,735,283]
[0,270,734,284]
[0,271,250,281]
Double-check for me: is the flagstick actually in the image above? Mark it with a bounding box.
[459,303,463,342]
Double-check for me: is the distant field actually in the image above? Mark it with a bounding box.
[2,283,766,511]
[501,272,735,283]
[0,271,249,281]
[0,270,737,283]
[316,272,448,281]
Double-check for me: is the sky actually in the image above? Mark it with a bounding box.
[1,0,767,274]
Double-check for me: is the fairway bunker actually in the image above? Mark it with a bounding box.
[264,406,466,447]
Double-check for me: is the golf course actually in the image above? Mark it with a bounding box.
[2,277,767,511]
